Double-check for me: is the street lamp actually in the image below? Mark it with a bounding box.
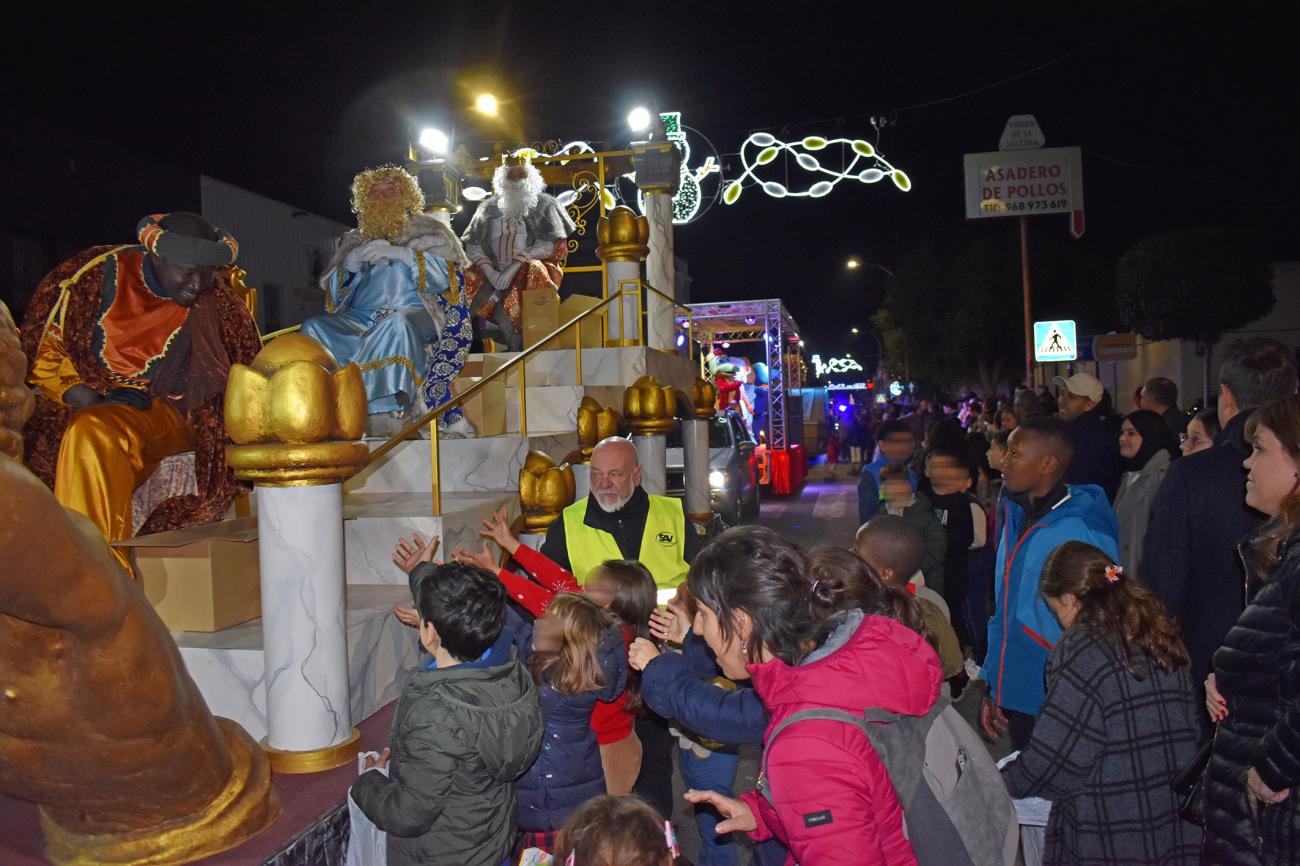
[627,106,652,133]
[474,93,499,116]
[851,327,860,334]
[418,127,450,155]
[844,258,895,278]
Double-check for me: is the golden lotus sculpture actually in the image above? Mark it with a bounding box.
[594,206,650,263]
[688,377,718,419]
[224,333,369,486]
[518,451,577,531]
[577,396,624,460]
[0,301,280,865]
[623,375,678,435]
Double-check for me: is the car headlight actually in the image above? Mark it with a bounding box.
[709,470,728,489]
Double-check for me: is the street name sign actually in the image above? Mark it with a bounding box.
[1092,333,1138,362]
[999,115,1045,150]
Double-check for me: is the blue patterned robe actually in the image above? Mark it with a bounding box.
[301,248,472,421]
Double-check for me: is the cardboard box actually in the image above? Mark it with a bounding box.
[521,286,560,349]
[452,353,508,436]
[551,294,606,350]
[117,518,261,632]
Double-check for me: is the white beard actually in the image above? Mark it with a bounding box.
[593,489,633,514]
[500,179,540,221]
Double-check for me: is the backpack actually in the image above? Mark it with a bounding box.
[759,695,1018,866]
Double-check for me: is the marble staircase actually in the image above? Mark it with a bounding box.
[166,344,698,740]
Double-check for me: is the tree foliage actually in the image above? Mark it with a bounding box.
[1116,228,1274,344]
[873,221,1117,395]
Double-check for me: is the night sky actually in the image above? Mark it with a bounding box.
[6,2,1297,361]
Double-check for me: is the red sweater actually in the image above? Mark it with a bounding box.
[497,545,636,745]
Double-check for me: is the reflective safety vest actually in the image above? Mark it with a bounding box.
[562,494,690,602]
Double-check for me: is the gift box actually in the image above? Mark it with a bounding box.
[550,294,607,350]
[521,286,561,349]
[451,354,508,436]
[117,518,261,632]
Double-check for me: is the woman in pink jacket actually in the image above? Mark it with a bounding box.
[683,526,942,866]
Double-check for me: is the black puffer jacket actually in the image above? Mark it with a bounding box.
[1203,533,1300,865]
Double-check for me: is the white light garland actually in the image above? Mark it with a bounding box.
[723,134,911,205]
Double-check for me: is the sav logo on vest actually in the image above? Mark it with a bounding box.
[656,531,675,546]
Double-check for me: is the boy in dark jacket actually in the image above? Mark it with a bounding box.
[352,562,543,866]
[857,419,917,525]
[980,416,1118,750]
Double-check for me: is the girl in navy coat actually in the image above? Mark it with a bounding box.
[514,592,628,854]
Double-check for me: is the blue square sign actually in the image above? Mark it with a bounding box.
[1033,320,1077,362]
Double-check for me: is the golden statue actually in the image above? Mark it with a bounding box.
[0,301,279,865]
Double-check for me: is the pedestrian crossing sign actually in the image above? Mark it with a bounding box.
[1034,320,1077,362]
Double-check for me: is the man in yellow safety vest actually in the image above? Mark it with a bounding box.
[540,437,703,601]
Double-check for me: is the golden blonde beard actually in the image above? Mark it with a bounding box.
[355,196,414,241]
[351,167,425,241]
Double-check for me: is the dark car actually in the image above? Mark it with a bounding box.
[666,411,760,526]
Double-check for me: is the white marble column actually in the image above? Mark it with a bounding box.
[682,418,712,519]
[643,192,676,352]
[257,484,352,752]
[605,260,642,345]
[634,434,668,496]
[571,463,591,502]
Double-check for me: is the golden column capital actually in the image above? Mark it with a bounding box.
[576,397,624,461]
[224,334,369,487]
[623,376,678,436]
[595,206,650,263]
[519,451,577,531]
[686,378,718,419]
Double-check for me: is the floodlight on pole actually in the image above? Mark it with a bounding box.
[627,106,652,133]
[474,94,499,116]
[418,127,450,155]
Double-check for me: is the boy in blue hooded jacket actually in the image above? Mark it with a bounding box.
[980,415,1118,749]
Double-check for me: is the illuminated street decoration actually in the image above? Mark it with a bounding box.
[889,380,905,397]
[634,111,719,225]
[812,354,864,377]
[723,134,911,205]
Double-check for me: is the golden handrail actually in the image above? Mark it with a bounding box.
[364,289,629,468]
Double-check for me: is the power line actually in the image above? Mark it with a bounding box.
[887,1,1184,113]
[1084,148,1294,210]
[707,3,1182,138]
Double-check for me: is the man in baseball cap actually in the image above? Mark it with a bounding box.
[1054,372,1121,500]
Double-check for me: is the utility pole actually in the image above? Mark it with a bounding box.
[1020,216,1033,387]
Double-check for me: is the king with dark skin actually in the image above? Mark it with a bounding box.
[62,213,220,412]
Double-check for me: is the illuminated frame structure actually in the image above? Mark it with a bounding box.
[680,299,802,451]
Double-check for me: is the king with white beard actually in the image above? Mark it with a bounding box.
[460,159,575,350]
